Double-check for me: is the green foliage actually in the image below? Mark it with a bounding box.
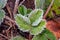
[10,36,27,40]
[27,9,32,14]
[0,0,7,24]
[0,10,5,24]
[28,9,43,26]
[0,10,5,19]
[46,0,60,18]
[35,0,45,9]
[32,29,56,40]
[15,0,58,39]
[35,0,41,8]
[15,14,31,32]
[44,0,51,10]
[18,5,32,16]
[0,0,57,40]
[0,0,7,9]
[15,7,45,35]
[30,20,46,35]
[18,5,27,16]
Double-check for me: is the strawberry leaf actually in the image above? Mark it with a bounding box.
[30,20,46,35]
[18,5,27,16]
[28,9,43,26]
[15,14,31,32]
[32,29,56,40]
[27,9,32,14]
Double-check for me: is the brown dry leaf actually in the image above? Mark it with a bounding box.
[46,18,60,39]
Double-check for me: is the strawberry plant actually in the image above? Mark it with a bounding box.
[14,1,56,39]
[15,6,45,35]
[0,0,59,40]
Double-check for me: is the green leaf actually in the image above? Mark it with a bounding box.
[30,20,46,35]
[10,36,27,40]
[32,29,56,40]
[15,14,31,32]
[47,0,60,18]
[51,0,60,15]
[28,9,43,26]
[27,9,32,14]
[18,5,27,16]
[0,0,7,9]
[25,9,32,17]
[0,10,5,24]
[35,0,45,9]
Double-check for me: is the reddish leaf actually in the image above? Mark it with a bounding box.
[46,19,60,39]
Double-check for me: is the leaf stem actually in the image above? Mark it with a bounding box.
[28,33,32,40]
[43,0,54,19]
[0,34,9,40]
[19,0,25,6]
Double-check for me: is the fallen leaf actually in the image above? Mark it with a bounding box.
[46,18,60,39]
